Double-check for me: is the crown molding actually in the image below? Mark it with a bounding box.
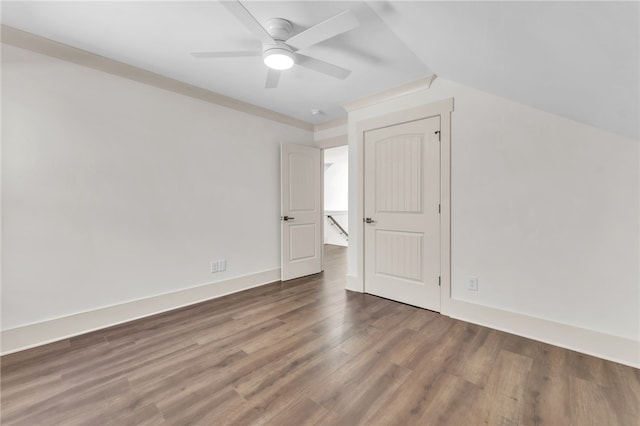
[313,117,348,132]
[1,25,314,132]
[342,74,437,112]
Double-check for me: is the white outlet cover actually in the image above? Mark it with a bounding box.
[210,261,218,273]
[467,276,478,291]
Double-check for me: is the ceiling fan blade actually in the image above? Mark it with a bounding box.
[265,69,281,89]
[296,54,351,80]
[191,51,261,58]
[286,10,359,51]
[220,1,275,45]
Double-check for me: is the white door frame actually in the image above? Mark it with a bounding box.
[354,98,453,315]
[315,134,349,270]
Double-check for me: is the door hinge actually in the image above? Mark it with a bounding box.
[435,130,441,141]
[439,276,441,286]
[438,204,441,214]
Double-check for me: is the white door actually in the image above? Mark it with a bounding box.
[364,117,441,311]
[281,143,322,281]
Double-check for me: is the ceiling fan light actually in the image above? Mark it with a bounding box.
[263,48,294,70]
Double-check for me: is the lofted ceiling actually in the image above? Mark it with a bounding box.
[369,1,639,140]
[1,1,638,140]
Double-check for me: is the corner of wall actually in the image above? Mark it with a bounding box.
[346,275,363,293]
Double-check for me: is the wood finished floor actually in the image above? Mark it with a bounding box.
[1,245,639,426]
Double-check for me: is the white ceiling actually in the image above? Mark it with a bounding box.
[369,1,639,140]
[0,1,430,125]
[2,1,638,139]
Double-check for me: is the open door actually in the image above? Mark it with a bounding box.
[281,143,322,281]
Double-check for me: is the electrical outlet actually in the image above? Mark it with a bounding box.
[467,276,478,291]
[211,259,226,273]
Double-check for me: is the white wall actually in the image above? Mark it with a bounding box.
[1,44,313,332]
[348,77,639,365]
[324,145,349,212]
[324,145,349,246]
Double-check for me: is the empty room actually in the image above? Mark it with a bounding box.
[1,1,639,425]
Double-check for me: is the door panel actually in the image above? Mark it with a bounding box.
[281,144,322,281]
[375,230,423,282]
[288,152,316,211]
[289,223,317,261]
[364,117,441,311]
[375,134,422,213]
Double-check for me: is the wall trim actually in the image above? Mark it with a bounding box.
[447,298,640,368]
[0,25,313,132]
[0,268,281,356]
[343,75,437,112]
[314,117,348,133]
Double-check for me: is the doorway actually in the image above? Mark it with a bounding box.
[353,98,453,313]
[279,141,349,282]
[323,145,349,248]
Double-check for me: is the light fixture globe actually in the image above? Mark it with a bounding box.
[263,46,295,70]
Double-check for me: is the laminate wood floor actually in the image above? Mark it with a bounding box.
[2,245,639,425]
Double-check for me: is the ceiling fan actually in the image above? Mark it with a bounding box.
[191,1,360,88]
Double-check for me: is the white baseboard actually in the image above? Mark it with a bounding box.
[446,298,640,368]
[1,268,281,356]
[4,270,637,369]
[348,273,638,368]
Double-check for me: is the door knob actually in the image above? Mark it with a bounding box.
[364,218,376,224]
[281,216,295,221]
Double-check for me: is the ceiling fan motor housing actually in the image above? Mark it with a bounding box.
[264,18,293,41]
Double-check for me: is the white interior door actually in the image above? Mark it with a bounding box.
[364,117,441,311]
[281,143,322,281]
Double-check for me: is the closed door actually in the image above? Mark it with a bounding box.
[281,143,322,281]
[364,117,441,311]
